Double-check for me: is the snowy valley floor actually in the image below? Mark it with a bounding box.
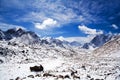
[0,41,120,80]
[0,55,120,80]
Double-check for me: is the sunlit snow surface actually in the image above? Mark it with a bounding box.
[0,41,120,80]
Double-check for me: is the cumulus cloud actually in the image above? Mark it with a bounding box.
[56,35,94,44]
[112,24,119,29]
[78,25,103,35]
[34,18,58,30]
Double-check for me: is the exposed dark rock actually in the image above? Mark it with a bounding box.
[90,78,94,80]
[95,79,104,80]
[64,75,70,79]
[0,59,3,63]
[57,75,64,79]
[73,75,80,79]
[35,74,41,77]
[15,77,21,80]
[28,75,34,78]
[81,65,86,70]
[87,74,91,78]
[71,70,77,76]
[43,73,55,77]
[21,50,25,53]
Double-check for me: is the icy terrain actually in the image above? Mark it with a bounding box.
[0,29,120,80]
[0,39,120,80]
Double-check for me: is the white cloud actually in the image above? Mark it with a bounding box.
[16,0,85,27]
[0,22,25,31]
[17,12,47,22]
[18,9,84,26]
[34,18,58,30]
[56,35,94,44]
[112,24,118,29]
[2,0,111,26]
[78,25,103,35]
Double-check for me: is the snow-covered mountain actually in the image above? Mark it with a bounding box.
[82,34,113,49]
[0,28,39,42]
[41,37,82,48]
[0,28,85,63]
[93,34,120,57]
[69,41,81,47]
[0,28,82,48]
[0,28,120,80]
[0,29,5,40]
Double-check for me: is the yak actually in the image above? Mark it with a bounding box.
[30,65,44,72]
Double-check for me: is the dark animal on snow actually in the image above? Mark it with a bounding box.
[30,65,44,72]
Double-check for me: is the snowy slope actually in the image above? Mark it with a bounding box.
[0,28,120,80]
[0,39,120,80]
[93,35,120,57]
[82,34,113,49]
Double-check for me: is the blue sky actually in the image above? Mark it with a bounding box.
[0,0,120,43]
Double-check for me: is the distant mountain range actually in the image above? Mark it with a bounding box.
[0,28,81,48]
[0,29,120,80]
[0,28,119,50]
[0,28,39,40]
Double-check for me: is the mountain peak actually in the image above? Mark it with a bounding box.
[82,34,114,49]
[93,35,120,57]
